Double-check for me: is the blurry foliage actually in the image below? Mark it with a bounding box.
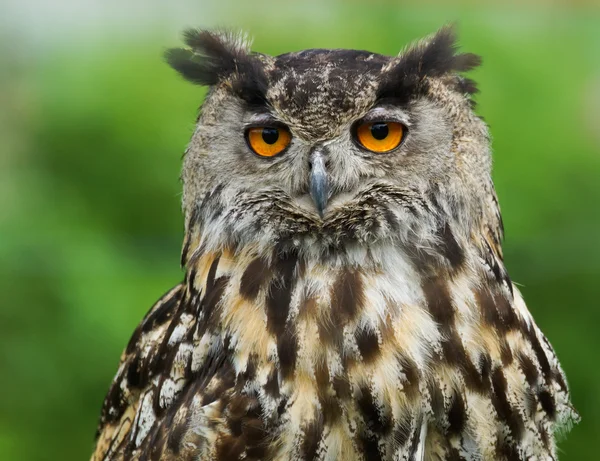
[0,2,599,460]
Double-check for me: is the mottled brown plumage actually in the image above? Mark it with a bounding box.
[91,26,577,461]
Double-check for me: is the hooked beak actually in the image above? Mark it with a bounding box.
[309,150,329,218]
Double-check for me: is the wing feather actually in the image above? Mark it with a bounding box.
[92,283,185,461]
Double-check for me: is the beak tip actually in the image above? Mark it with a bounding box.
[311,193,328,219]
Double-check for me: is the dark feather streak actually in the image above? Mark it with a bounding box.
[240,257,271,301]
[355,327,381,363]
[491,368,525,442]
[302,418,324,461]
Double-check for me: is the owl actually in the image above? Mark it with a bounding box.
[91,26,578,461]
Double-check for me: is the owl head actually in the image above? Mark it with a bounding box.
[167,26,501,264]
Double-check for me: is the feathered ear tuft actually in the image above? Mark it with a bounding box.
[379,25,481,99]
[402,25,481,77]
[165,29,268,105]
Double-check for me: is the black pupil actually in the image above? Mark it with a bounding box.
[370,123,389,140]
[262,128,279,144]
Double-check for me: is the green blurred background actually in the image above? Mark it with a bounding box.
[1,0,598,459]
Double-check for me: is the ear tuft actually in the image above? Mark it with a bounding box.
[399,25,481,78]
[165,29,268,105]
[165,29,253,86]
[182,29,253,61]
[164,47,211,85]
[379,25,481,99]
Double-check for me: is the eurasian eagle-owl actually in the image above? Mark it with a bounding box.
[91,26,577,461]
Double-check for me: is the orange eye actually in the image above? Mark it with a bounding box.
[355,121,405,153]
[246,126,292,157]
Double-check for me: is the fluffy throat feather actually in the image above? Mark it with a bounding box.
[180,178,501,264]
